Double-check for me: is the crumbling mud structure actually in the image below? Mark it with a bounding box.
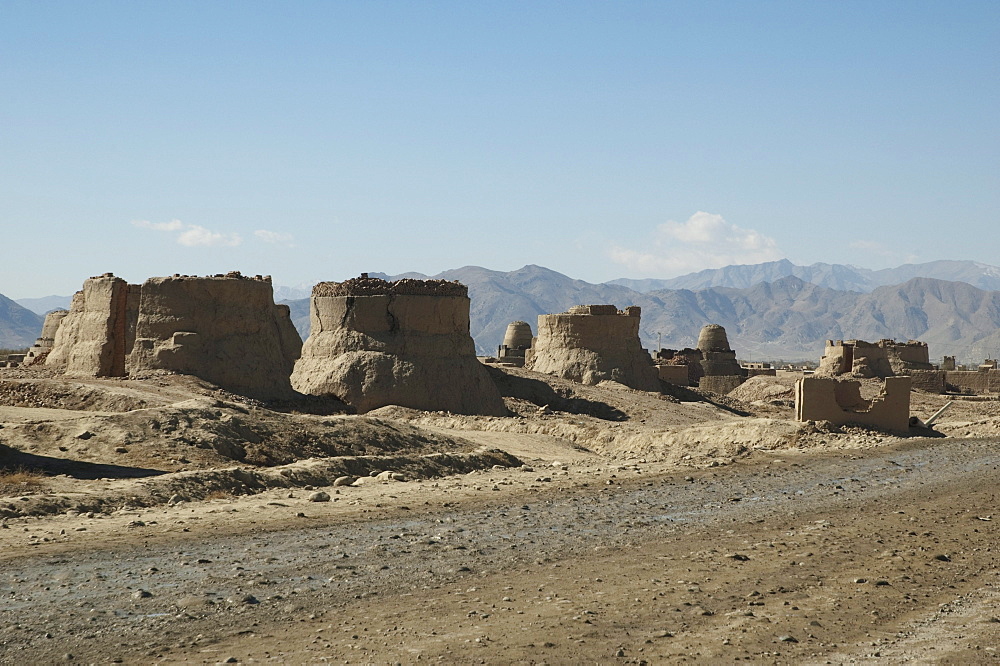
[496,320,533,367]
[46,274,133,377]
[817,339,933,378]
[795,376,911,433]
[524,305,660,391]
[290,275,506,415]
[47,272,299,399]
[128,274,300,400]
[19,309,69,366]
[653,348,703,386]
[696,324,746,393]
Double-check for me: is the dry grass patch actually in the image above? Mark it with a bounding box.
[0,468,47,496]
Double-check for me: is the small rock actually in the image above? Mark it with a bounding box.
[114,446,128,454]
[727,553,750,561]
[934,554,952,562]
[333,476,356,487]
[853,578,868,584]
[779,635,798,643]
[132,589,153,599]
[308,491,331,503]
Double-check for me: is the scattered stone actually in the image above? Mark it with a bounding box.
[308,491,331,502]
[333,476,356,487]
[934,554,952,562]
[132,589,153,599]
[779,635,799,643]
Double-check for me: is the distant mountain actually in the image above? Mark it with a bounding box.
[282,266,1000,361]
[607,259,1000,294]
[0,293,45,348]
[15,294,73,315]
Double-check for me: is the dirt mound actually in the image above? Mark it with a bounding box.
[0,397,483,473]
[727,375,795,404]
[0,379,151,411]
[0,447,522,518]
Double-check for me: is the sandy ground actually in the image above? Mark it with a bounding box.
[2,366,1000,664]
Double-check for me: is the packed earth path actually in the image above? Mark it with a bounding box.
[2,436,1000,665]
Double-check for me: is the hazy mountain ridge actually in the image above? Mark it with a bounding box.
[609,259,1000,294]
[0,294,45,348]
[15,294,73,316]
[284,266,1000,362]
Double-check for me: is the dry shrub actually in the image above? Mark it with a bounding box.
[0,467,46,496]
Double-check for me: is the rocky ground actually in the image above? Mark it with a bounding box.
[2,365,999,664]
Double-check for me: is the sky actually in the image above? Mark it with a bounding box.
[2,0,998,298]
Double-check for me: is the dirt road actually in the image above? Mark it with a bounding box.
[2,436,1000,664]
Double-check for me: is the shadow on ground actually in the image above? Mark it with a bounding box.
[0,445,166,480]
[486,367,629,421]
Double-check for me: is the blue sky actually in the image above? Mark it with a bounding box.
[2,0,998,297]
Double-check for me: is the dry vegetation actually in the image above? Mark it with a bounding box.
[0,466,45,495]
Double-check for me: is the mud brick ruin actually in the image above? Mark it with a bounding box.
[47,274,134,376]
[129,273,300,399]
[817,339,933,378]
[524,305,660,391]
[290,275,506,415]
[46,272,300,400]
[796,375,911,433]
[496,320,533,367]
[9,309,69,367]
[653,348,703,386]
[695,324,746,393]
[653,324,747,391]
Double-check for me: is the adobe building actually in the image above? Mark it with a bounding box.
[46,274,134,377]
[496,320,533,367]
[290,275,506,415]
[128,273,300,400]
[524,304,660,391]
[817,339,933,378]
[653,348,703,386]
[795,375,911,433]
[47,272,299,400]
[696,324,746,393]
[19,309,69,366]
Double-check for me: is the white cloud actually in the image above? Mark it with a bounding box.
[609,211,783,276]
[178,225,242,247]
[254,229,295,247]
[131,219,242,247]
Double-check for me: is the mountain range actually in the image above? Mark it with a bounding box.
[0,293,44,348]
[284,262,1000,362]
[6,260,1000,362]
[607,259,1000,293]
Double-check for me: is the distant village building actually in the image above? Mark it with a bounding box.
[816,339,932,378]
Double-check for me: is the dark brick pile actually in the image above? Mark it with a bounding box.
[313,276,468,297]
